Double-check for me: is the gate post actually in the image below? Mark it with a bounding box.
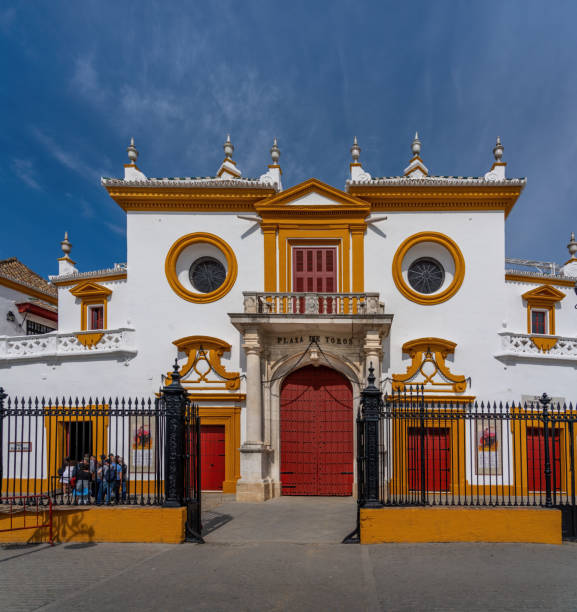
[162,361,187,508]
[360,365,383,508]
[539,392,553,508]
[0,387,6,500]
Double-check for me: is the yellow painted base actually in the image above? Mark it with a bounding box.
[0,506,186,545]
[360,507,561,545]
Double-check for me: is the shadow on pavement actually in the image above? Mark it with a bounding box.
[202,511,233,536]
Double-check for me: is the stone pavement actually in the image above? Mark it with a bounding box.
[1,496,577,612]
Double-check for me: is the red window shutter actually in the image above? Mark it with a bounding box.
[90,306,104,330]
[532,311,546,334]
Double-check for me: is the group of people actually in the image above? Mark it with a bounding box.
[58,454,128,505]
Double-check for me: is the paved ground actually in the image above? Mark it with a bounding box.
[1,497,577,612]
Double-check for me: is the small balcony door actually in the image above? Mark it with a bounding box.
[292,247,337,313]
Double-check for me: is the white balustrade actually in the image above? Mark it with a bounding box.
[497,331,577,360]
[0,328,137,361]
[242,292,384,315]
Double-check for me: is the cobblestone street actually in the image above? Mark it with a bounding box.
[1,498,577,612]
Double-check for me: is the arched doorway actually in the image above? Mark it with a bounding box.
[280,365,353,496]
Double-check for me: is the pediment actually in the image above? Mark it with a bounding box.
[69,281,113,298]
[522,285,566,303]
[255,178,370,215]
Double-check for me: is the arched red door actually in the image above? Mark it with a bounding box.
[280,365,353,496]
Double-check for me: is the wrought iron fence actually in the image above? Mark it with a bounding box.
[355,370,577,540]
[0,362,202,530]
[0,395,166,506]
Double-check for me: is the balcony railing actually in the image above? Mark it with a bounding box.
[242,292,384,315]
[0,328,137,361]
[497,331,577,360]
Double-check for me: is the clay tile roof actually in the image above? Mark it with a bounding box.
[0,257,57,298]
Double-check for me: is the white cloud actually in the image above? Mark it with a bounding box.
[11,158,41,191]
[32,128,105,181]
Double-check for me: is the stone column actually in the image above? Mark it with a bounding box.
[363,331,383,387]
[236,330,272,502]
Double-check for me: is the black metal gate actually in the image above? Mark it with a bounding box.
[348,369,577,542]
[184,401,202,542]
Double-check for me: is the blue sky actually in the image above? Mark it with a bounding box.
[1,1,576,278]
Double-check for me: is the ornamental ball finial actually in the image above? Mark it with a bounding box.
[493,136,504,162]
[411,132,421,156]
[224,134,234,159]
[127,137,138,164]
[350,136,361,162]
[270,137,280,164]
[61,231,72,257]
[568,231,577,258]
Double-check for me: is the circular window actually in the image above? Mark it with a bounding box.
[407,258,445,294]
[392,232,465,305]
[189,257,226,293]
[165,233,237,303]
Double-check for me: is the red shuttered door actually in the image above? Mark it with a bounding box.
[408,428,451,492]
[527,427,561,492]
[292,247,337,313]
[200,425,226,491]
[280,365,353,496]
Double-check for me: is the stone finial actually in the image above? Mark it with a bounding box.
[493,136,504,162]
[58,231,77,275]
[568,232,577,259]
[270,138,280,164]
[224,134,234,160]
[403,132,428,178]
[127,137,138,164]
[411,132,421,157]
[61,231,72,257]
[351,136,361,163]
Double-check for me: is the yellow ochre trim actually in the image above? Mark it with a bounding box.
[165,233,237,304]
[360,507,561,544]
[505,273,576,288]
[0,507,187,544]
[75,332,104,348]
[187,393,246,402]
[348,184,524,218]
[70,281,112,331]
[392,232,465,305]
[262,225,278,292]
[104,186,276,212]
[0,277,57,305]
[198,406,241,494]
[530,337,558,352]
[169,335,240,391]
[53,273,126,287]
[522,284,565,338]
[392,337,467,395]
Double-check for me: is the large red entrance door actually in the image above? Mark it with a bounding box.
[408,427,451,492]
[201,425,226,491]
[527,427,561,492]
[280,365,353,496]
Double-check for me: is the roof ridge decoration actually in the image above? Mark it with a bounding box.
[217,134,242,179]
[254,177,370,215]
[403,132,429,179]
[124,137,147,181]
[349,136,372,182]
[484,136,507,181]
[259,138,283,190]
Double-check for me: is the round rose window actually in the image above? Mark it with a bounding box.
[407,257,445,294]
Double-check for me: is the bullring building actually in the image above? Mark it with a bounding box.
[1,134,576,502]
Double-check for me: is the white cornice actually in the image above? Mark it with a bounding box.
[347,176,527,188]
[101,177,279,190]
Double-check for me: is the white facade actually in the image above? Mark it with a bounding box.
[1,135,577,500]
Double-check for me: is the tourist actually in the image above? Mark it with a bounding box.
[75,461,91,504]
